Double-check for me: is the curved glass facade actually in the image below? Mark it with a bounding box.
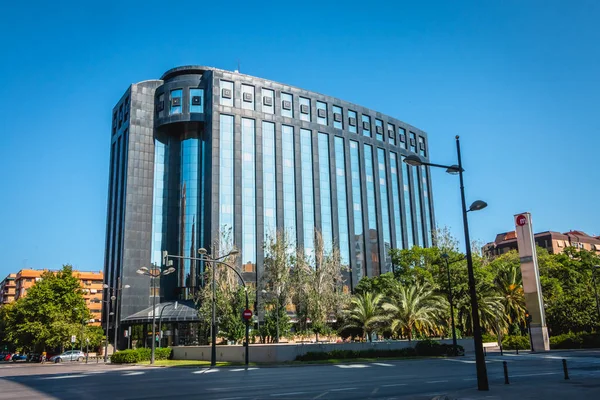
[389,152,404,249]
[300,129,315,257]
[318,133,333,253]
[282,125,296,246]
[377,148,392,273]
[364,144,380,276]
[241,118,256,265]
[349,141,364,281]
[263,122,277,240]
[179,138,200,291]
[334,137,350,267]
[219,115,234,234]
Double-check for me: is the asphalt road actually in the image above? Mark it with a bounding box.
[1,350,599,399]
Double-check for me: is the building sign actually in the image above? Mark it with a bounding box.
[514,212,550,351]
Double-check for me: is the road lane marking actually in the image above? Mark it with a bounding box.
[443,359,475,363]
[331,387,356,391]
[425,380,449,384]
[122,371,145,376]
[372,362,394,367]
[270,392,307,396]
[40,375,86,380]
[335,364,369,368]
[382,384,407,387]
[509,372,561,378]
[193,368,219,374]
[312,392,329,399]
[230,367,260,371]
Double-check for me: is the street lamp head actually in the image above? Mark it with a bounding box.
[469,200,488,212]
[163,267,176,275]
[103,284,109,289]
[441,253,449,259]
[198,248,207,255]
[403,154,425,167]
[110,295,116,301]
[136,267,149,275]
[261,289,267,294]
[228,249,240,256]
[109,312,114,316]
[446,165,462,175]
[123,284,131,289]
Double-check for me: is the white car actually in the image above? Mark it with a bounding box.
[49,350,86,363]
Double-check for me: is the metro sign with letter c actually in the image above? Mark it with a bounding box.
[516,214,527,226]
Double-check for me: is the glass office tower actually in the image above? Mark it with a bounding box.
[104,66,436,345]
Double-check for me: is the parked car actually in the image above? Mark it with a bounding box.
[49,350,86,363]
[2,353,12,361]
[11,353,27,362]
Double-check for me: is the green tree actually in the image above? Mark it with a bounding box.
[491,252,526,327]
[382,283,446,341]
[3,265,91,352]
[340,292,387,342]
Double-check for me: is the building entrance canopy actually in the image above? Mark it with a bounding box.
[121,300,200,324]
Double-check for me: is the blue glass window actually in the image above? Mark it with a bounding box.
[387,123,396,145]
[180,138,199,290]
[390,153,404,249]
[348,110,357,133]
[333,105,343,130]
[282,125,296,246]
[299,97,311,122]
[220,81,234,107]
[190,88,204,113]
[362,115,371,137]
[318,133,333,253]
[334,137,350,267]
[377,148,392,272]
[349,141,364,281]
[317,101,327,125]
[151,140,168,267]
[157,93,165,119]
[375,119,384,142]
[400,127,407,149]
[364,144,380,275]
[241,84,254,111]
[242,119,256,264]
[281,93,293,118]
[219,115,234,233]
[170,89,182,115]
[263,122,277,240]
[402,157,414,248]
[300,129,315,257]
[262,88,274,114]
[412,164,424,247]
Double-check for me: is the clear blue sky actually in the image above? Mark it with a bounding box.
[1,0,598,277]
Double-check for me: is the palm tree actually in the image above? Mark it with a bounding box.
[456,282,506,336]
[494,263,526,326]
[382,283,445,341]
[340,292,387,342]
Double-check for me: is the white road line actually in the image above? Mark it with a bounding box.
[382,383,407,387]
[372,362,394,367]
[443,359,475,364]
[331,387,356,391]
[509,372,561,378]
[40,375,86,380]
[270,392,307,396]
[312,392,329,400]
[193,368,219,374]
[425,380,449,384]
[335,364,369,368]
[122,371,145,376]
[230,367,260,371]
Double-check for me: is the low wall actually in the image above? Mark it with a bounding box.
[172,338,475,363]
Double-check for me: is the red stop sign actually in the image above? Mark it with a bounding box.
[516,214,527,226]
[242,309,253,320]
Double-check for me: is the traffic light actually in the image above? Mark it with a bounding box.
[525,312,533,324]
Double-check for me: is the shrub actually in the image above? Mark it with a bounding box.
[502,335,530,350]
[481,333,498,343]
[110,347,171,364]
[550,332,600,349]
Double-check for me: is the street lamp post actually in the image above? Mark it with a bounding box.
[441,253,458,356]
[404,135,489,391]
[102,281,130,362]
[136,263,176,365]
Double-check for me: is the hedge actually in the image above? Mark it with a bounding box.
[550,332,600,349]
[111,347,172,364]
[502,335,530,350]
[295,340,464,361]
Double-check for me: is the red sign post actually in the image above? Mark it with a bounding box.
[516,214,527,226]
[242,309,253,320]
